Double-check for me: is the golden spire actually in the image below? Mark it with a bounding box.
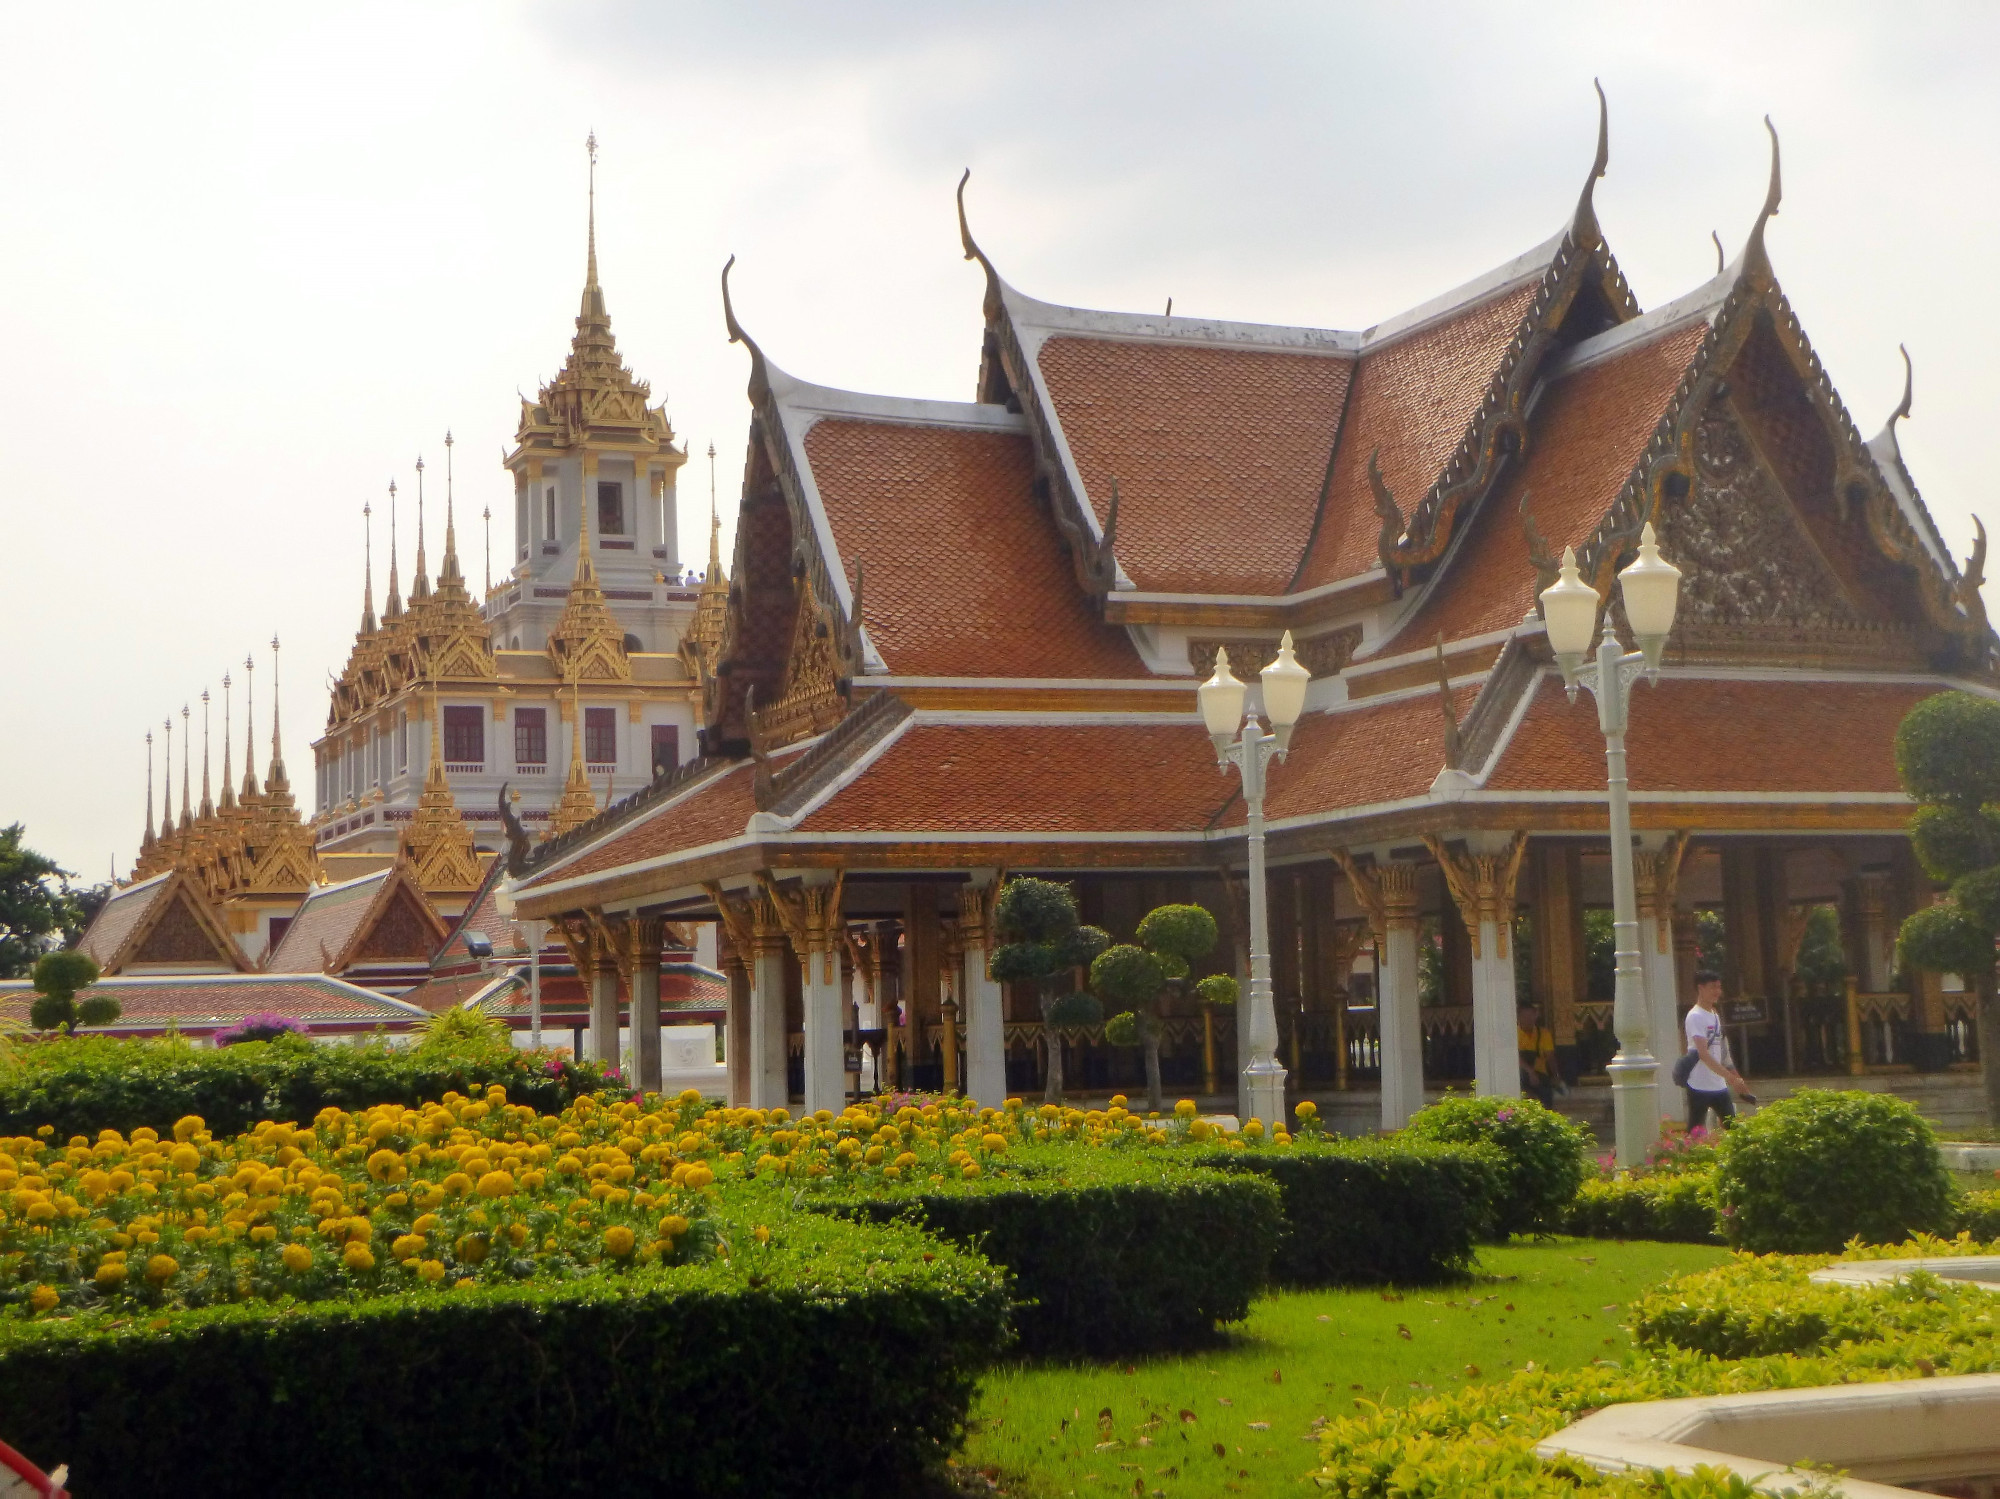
[141,729,156,861]
[545,454,630,680]
[681,439,731,685]
[241,653,260,802]
[437,430,465,594]
[383,479,404,623]
[482,503,491,596]
[404,686,482,890]
[199,689,214,820]
[410,456,432,604]
[361,499,378,634]
[266,636,289,794]
[219,672,236,813]
[180,703,193,832]
[161,714,174,836]
[583,129,602,320]
[548,674,599,838]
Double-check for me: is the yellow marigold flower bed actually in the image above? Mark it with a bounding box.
[2,1087,1280,1320]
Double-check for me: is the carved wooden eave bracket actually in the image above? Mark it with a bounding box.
[1422,831,1527,959]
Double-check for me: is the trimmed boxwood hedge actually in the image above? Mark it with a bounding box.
[0,1206,1007,1499]
[807,1149,1282,1356]
[0,1034,620,1140]
[1558,1172,1724,1244]
[1197,1138,1502,1285]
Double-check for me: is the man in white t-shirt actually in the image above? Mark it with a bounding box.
[1682,969,1754,1131]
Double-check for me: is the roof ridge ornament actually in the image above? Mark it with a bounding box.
[1570,79,1609,243]
[956,168,1004,324]
[1368,450,1406,596]
[1890,343,1914,429]
[1744,115,1782,268]
[720,254,771,404]
[1711,231,1725,275]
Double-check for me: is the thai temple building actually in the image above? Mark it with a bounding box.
[507,102,1994,1131]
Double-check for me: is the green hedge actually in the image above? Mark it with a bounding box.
[1197,1139,1501,1285]
[1400,1095,1591,1238]
[808,1149,1281,1356]
[1559,1173,1724,1245]
[1959,1187,2000,1241]
[0,1034,620,1140]
[0,1205,1007,1499]
[1312,1244,2000,1497]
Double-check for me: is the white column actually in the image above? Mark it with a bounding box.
[801,941,845,1115]
[631,918,662,1094]
[1471,920,1521,1098]
[589,940,620,1069]
[750,936,790,1109]
[1378,895,1425,1131]
[959,883,1007,1109]
[1636,838,1685,1130]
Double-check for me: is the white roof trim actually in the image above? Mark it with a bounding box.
[1539,268,1731,381]
[1865,424,1956,576]
[518,759,754,889]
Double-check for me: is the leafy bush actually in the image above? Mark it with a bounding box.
[1312,1245,2000,1497]
[1401,1094,1591,1237]
[212,1012,310,1047]
[26,949,109,1032]
[1959,1187,2000,1241]
[1197,1138,1500,1285]
[1713,1089,1956,1253]
[1560,1172,1723,1244]
[811,1148,1281,1356]
[0,1203,1007,1499]
[0,1032,623,1139]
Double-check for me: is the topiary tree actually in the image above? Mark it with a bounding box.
[27,950,111,1033]
[989,878,1109,1104]
[1712,1088,1955,1252]
[1893,690,2000,1120]
[1094,903,1221,1114]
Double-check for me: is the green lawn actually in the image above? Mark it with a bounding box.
[957,1237,1731,1499]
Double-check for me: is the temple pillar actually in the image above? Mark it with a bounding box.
[723,941,751,1107]
[762,872,847,1116]
[1893,843,1952,1071]
[1532,842,1586,1081]
[750,898,791,1108]
[1852,870,1895,992]
[630,916,664,1094]
[904,884,940,1091]
[1335,852,1424,1130]
[588,920,621,1070]
[959,881,1007,1109]
[1427,832,1527,1099]
[1636,834,1689,1128]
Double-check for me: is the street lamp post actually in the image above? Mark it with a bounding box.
[1538,523,1684,1170]
[493,881,548,1049]
[1199,632,1311,1132]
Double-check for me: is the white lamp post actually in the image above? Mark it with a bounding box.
[1199,632,1311,1132]
[493,880,547,1049]
[1538,523,1683,1170]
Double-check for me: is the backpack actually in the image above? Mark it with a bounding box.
[1671,1049,1699,1088]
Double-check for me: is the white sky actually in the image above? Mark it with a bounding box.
[5,2,1998,883]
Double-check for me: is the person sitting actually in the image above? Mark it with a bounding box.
[1516,999,1560,1107]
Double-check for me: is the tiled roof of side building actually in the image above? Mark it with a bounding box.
[796,721,1235,835]
[520,760,762,889]
[396,971,517,1015]
[265,868,392,974]
[1255,686,1481,824]
[76,873,172,969]
[1485,677,1939,795]
[1389,317,1711,649]
[432,858,529,970]
[1035,338,1353,595]
[800,416,1148,678]
[0,974,428,1029]
[1293,279,1545,591]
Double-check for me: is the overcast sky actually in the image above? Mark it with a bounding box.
[6,2,1998,883]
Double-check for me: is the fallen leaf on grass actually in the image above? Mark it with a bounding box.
[1216,1396,1232,1406]
[1212,1443,1226,1458]
[1463,1364,1481,1378]
[1178,1410,1196,1424]
[1247,1421,1270,1430]
[1316,1314,1331,1323]
[1396,1324,1413,1340]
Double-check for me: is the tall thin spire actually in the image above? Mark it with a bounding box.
[410,457,431,603]
[583,130,601,316]
[267,636,288,790]
[143,730,155,849]
[220,672,236,812]
[180,704,193,832]
[242,653,260,801]
[361,499,378,634]
[384,479,403,622]
[482,503,491,596]
[162,715,174,833]
[707,440,722,579]
[199,689,214,819]
[438,430,463,589]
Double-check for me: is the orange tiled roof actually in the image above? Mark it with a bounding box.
[1036,338,1353,595]
[524,762,760,888]
[1392,321,1708,649]
[396,971,513,1014]
[0,974,425,1031]
[267,870,390,973]
[1486,677,1938,795]
[1258,686,1479,822]
[77,874,172,970]
[1294,281,1542,590]
[802,418,1147,678]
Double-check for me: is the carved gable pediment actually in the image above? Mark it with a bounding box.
[132,892,237,967]
[355,885,444,961]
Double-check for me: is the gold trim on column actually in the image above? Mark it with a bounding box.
[1422,832,1527,960]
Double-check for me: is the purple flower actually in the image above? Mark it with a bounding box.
[1495,1107,1515,1123]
